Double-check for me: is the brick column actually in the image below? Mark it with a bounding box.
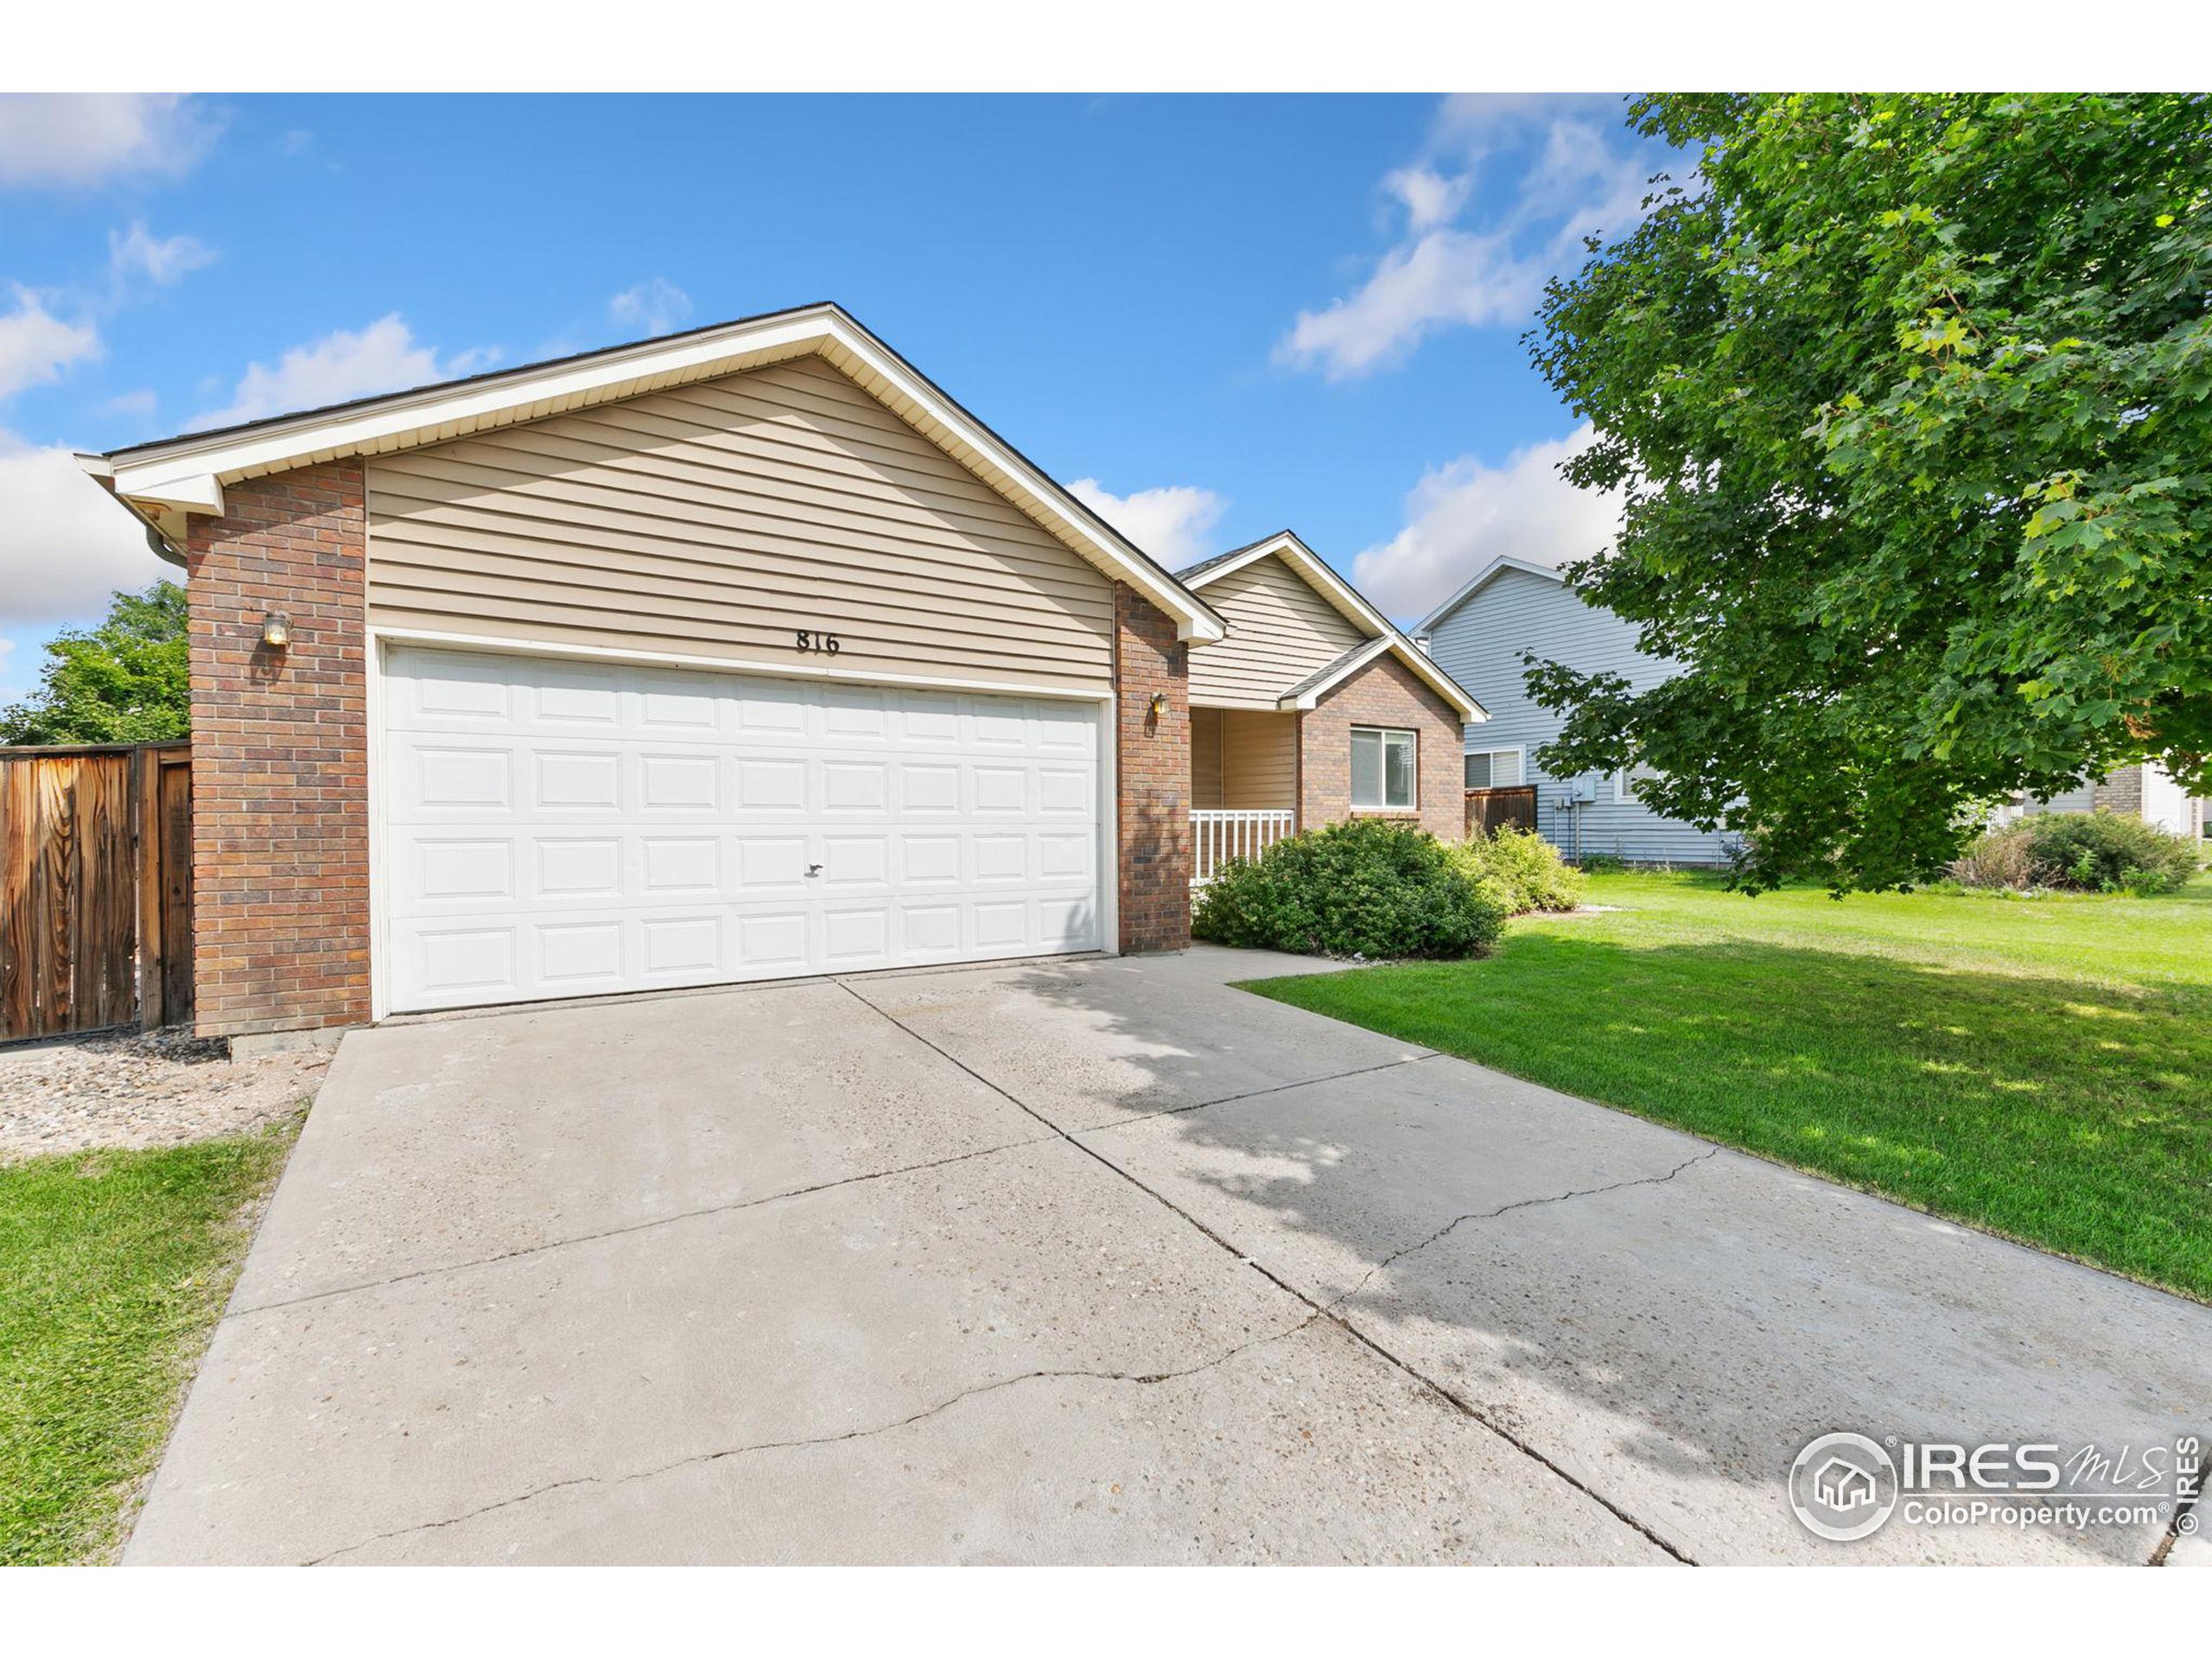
[185,461,372,1040]
[1114,582,1191,952]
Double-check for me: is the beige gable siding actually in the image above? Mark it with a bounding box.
[365,355,1114,693]
[1186,554,1367,709]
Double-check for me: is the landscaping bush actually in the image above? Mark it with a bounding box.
[1192,817,1507,959]
[1448,826,1587,913]
[1948,810,2200,894]
[1947,823,2039,891]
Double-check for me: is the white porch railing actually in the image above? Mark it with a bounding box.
[1191,809,1296,887]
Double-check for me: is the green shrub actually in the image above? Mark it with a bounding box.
[1192,817,1507,959]
[1948,810,2199,894]
[1577,853,1629,874]
[2024,810,2199,893]
[1448,826,1587,913]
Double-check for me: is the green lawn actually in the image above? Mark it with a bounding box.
[0,1120,297,1565]
[1245,872,2212,1303]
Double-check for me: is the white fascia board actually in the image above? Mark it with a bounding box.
[1413,554,1570,635]
[1183,531,1390,640]
[106,305,1224,645]
[1278,634,1489,721]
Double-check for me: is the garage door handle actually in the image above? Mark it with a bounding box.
[805,863,823,877]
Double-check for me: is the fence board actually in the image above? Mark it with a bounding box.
[1465,785,1539,839]
[0,742,191,1043]
[158,761,194,1027]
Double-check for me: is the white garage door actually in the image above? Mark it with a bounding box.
[379,645,1103,1014]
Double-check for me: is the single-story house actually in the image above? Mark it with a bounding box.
[1176,531,1484,881]
[1414,553,1733,866]
[79,304,1482,1046]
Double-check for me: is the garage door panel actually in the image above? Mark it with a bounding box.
[382,646,1103,1014]
[898,762,962,814]
[640,912,723,979]
[640,836,721,895]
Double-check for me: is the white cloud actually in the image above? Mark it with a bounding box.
[610,277,693,338]
[1281,227,1536,378]
[0,286,100,400]
[0,94,220,188]
[0,434,174,632]
[192,315,497,429]
[1382,165,1471,232]
[103,388,157,417]
[1350,423,1623,620]
[108,219,216,289]
[1280,99,1669,379]
[1067,478,1227,569]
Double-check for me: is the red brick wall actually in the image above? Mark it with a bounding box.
[1114,582,1192,952]
[185,461,372,1039]
[1297,653,1465,842]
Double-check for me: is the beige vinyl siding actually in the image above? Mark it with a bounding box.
[1190,708,1296,810]
[1186,554,1367,709]
[367,355,1114,694]
[1191,708,1225,809]
[1219,711,1296,810]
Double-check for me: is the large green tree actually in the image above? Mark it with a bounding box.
[1529,93,2212,890]
[0,582,190,746]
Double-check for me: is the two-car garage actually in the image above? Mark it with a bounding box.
[378,645,1104,1014]
[96,303,1223,1041]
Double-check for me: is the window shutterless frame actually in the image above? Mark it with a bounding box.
[1351,726,1417,810]
[1464,746,1524,790]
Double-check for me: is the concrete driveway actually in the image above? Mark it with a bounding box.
[130,948,2209,1565]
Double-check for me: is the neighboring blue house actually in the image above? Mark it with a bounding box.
[1415,555,1734,866]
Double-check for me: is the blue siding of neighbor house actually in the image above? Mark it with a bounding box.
[1424,567,1734,865]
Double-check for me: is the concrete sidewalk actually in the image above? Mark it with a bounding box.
[130,948,2209,1564]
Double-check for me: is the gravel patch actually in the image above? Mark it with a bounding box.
[0,1027,333,1165]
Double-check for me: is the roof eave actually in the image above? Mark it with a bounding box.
[1274,635,1486,721]
[1179,530,1389,640]
[100,302,1225,643]
[1414,554,1570,634]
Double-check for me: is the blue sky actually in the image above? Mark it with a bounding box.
[0,92,1670,704]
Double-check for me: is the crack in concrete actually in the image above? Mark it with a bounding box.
[837,979,1700,1566]
[302,1310,1324,1566]
[1070,1052,1447,1135]
[1322,1147,1725,1318]
[226,1128,1061,1321]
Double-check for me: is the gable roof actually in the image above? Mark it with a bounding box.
[1178,530,1485,721]
[1413,554,1570,636]
[81,302,1225,644]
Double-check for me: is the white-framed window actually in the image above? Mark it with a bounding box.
[1464,747,1524,790]
[1613,761,1662,804]
[1351,727,1417,810]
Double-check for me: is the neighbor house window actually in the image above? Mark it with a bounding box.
[1351,727,1416,810]
[1613,761,1662,804]
[1464,747,1523,790]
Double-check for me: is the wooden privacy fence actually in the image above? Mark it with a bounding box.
[1465,784,1539,839]
[1,742,192,1044]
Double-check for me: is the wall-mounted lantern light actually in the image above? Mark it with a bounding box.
[261,612,291,650]
[1147,692,1169,719]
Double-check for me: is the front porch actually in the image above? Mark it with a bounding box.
[1190,706,1299,885]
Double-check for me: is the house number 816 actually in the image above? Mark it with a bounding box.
[793,630,842,654]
